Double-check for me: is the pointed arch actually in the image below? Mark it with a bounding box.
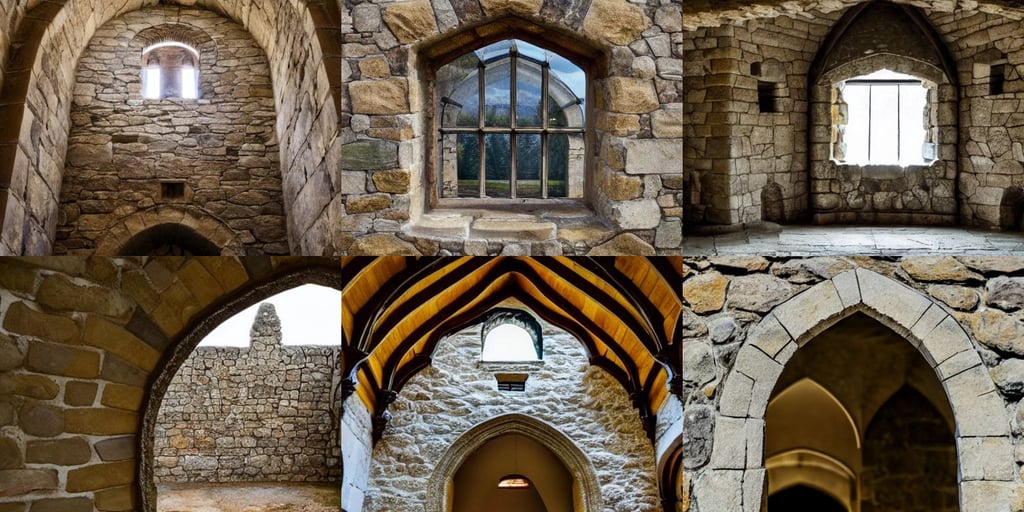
[694,268,1016,512]
[426,413,603,512]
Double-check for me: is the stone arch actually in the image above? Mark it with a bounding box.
[696,268,1016,512]
[426,413,603,512]
[137,264,343,512]
[94,205,245,255]
[0,0,339,255]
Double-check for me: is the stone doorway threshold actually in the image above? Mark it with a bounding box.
[157,482,339,512]
[686,224,1024,256]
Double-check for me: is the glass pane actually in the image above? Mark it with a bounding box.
[899,83,928,165]
[548,134,568,198]
[869,84,899,163]
[842,84,870,164]
[437,53,481,127]
[516,134,542,198]
[516,59,543,127]
[181,67,198,99]
[484,61,511,127]
[485,133,511,198]
[457,133,480,198]
[144,67,161,99]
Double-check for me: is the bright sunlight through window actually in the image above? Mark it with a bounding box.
[198,284,340,346]
[841,69,930,166]
[482,323,539,361]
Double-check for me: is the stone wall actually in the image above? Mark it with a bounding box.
[341,394,373,512]
[341,0,682,256]
[154,303,340,483]
[55,7,287,255]
[360,320,660,511]
[682,256,1024,512]
[684,14,832,225]
[932,8,1024,229]
[0,0,339,255]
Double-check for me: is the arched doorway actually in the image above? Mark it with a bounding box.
[696,268,1017,512]
[427,414,603,512]
[765,313,957,511]
[768,485,846,512]
[453,433,572,512]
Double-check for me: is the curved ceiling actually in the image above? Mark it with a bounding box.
[341,256,682,439]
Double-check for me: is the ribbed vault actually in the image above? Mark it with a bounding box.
[341,256,682,441]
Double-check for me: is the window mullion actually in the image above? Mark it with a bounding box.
[510,48,517,199]
[868,84,873,162]
[541,62,549,199]
[478,61,486,198]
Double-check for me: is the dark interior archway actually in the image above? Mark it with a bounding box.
[119,224,221,256]
[769,485,847,512]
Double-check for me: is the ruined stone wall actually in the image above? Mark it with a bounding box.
[684,15,830,226]
[930,8,1024,229]
[0,0,339,256]
[341,0,682,256]
[682,256,1024,512]
[363,320,660,510]
[55,7,287,255]
[153,303,340,483]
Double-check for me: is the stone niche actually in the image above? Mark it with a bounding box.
[683,0,1024,231]
[154,303,341,483]
[341,0,683,256]
[56,6,288,255]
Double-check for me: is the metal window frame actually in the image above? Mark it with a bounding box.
[438,45,586,199]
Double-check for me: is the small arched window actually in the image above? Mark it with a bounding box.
[437,39,586,199]
[480,309,542,361]
[142,42,200,99]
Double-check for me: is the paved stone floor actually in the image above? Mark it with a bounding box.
[686,224,1024,256]
[157,482,338,512]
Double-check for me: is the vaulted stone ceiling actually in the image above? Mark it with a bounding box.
[683,0,1024,29]
[341,256,683,439]
[0,0,341,255]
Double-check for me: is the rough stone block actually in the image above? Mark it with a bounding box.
[470,219,556,241]
[66,460,134,492]
[26,437,92,466]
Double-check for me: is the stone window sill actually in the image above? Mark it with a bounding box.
[406,201,614,245]
[479,361,545,371]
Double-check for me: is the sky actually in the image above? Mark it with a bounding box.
[197,284,341,347]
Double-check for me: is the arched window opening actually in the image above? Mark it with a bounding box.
[142,41,200,99]
[437,39,586,200]
[833,69,934,166]
[480,309,543,361]
[767,485,847,512]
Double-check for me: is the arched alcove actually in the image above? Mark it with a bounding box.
[807,1,959,226]
[94,205,245,256]
[453,433,571,512]
[139,266,343,512]
[427,414,603,512]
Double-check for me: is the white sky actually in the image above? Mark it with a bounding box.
[482,324,538,361]
[197,284,341,347]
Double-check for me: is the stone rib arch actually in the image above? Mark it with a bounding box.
[94,205,245,255]
[696,268,1016,512]
[426,413,603,512]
